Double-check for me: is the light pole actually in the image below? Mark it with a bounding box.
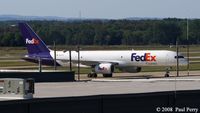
[187,19,190,76]
[176,40,179,77]
[38,57,42,72]
[69,48,72,71]
[77,46,80,81]
[54,41,57,70]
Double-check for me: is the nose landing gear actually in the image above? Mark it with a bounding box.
[165,67,172,77]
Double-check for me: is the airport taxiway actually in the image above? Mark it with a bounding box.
[76,70,200,80]
[0,71,199,101]
[34,72,200,98]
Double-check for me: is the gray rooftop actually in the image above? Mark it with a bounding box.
[0,71,200,100]
[34,71,200,98]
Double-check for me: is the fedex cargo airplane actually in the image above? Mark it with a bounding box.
[18,23,187,77]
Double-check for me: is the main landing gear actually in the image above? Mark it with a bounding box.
[88,72,97,78]
[87,65,113,78]
[87,73,113,78]
[103,74,113,77]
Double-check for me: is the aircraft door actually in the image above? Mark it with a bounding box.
[166,53,174,66]
[165,53,170,66]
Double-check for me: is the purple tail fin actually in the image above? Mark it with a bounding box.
[18,23,50,54]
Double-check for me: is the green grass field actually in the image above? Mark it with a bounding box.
[0,45,199,74]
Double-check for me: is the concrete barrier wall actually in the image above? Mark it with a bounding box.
[0,72,75,82]
[0,90,200,113]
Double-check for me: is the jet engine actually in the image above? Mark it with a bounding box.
[95,63,114,74]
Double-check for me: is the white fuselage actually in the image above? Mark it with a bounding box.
[50,50,187,67]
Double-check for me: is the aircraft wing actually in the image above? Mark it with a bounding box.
[71,60,119,66]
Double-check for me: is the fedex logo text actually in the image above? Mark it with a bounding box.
[131,53,156,62]
[26,38,39,45]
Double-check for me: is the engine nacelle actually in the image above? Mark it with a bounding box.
[95,63,114,74]
[118,67,141,73]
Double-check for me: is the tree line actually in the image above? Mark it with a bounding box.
[0,18,200,47]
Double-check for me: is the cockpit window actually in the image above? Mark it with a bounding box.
[175,56,184,59]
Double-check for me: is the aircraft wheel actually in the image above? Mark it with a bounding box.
[93,73,97,78]
[88,72,97,78]
[88,73,92,78]
[165,73,169,77]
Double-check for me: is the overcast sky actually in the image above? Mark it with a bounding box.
[0,0,199,19]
